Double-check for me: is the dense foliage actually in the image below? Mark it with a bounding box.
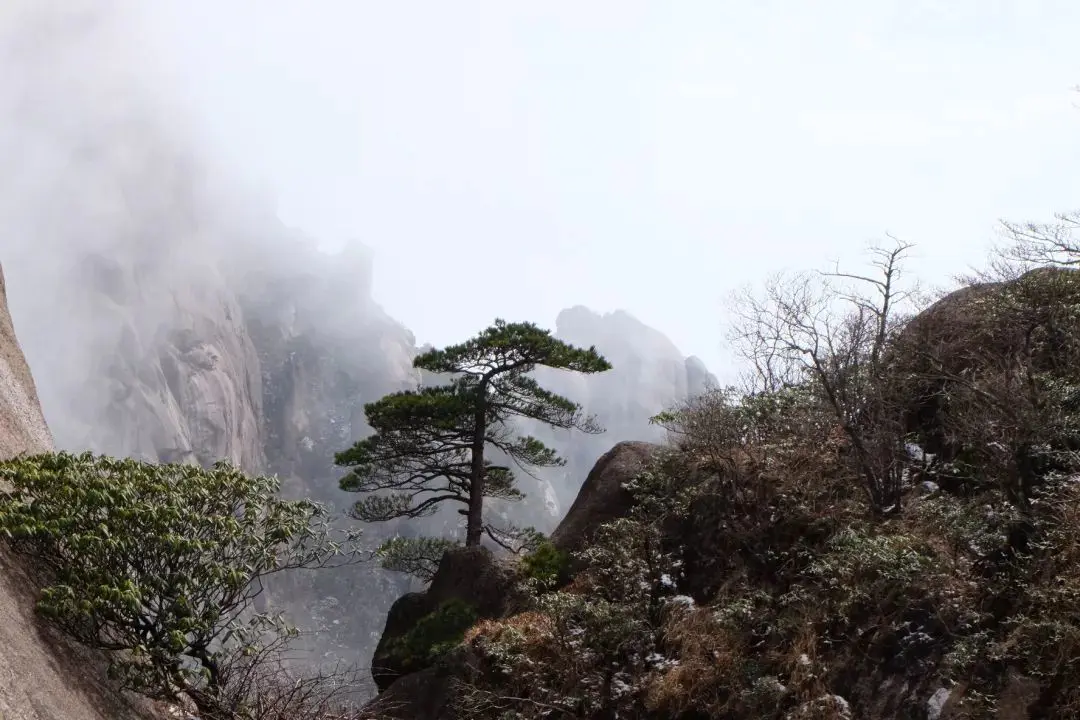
[0,452,360,715]
[437,243,1080,718]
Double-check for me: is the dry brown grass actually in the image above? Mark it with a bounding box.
[463,611,555,647]
[642,607,742,715]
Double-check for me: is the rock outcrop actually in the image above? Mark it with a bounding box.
[0,264,52,459]
[0,262,154,720]
[364,440,666,715]
[370,546,524,693]
[549,440,663,555]
[892,266,1080,483]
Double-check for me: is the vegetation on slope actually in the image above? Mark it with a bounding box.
[6,214,1080,719]
[433,229,1080,718]
[0,452,370,719]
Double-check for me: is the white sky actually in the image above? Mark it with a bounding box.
[143,1,1080,374]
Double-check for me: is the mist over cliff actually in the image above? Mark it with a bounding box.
[0,0,715,689]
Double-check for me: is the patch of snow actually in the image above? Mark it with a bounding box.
[542,482,561,517]
[927,687,951,720]
[906,442,926,461]
[611,676,633,698]
[918,480,940,496]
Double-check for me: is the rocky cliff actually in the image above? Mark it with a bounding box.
[0,265,52,460]
[0,262,156,720]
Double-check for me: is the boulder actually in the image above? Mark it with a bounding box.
[370,546,522,692]
[892,267,1080,474]
[364,662,460,720]
[550,440,664,555]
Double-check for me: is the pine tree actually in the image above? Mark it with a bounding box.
[336,319,611,559]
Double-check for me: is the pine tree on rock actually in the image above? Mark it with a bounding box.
[336,319,612,565]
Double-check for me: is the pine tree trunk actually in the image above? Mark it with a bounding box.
[466,402,486,547]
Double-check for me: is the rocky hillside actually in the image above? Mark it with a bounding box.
[356,266,1080,720]
[0,263,158,720]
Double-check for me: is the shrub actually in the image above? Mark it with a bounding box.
[520,540,570,589]
[0,451,360,714]
[387,598,479,671]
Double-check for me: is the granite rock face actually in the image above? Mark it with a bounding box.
[549,440,664,556]
[0,262,156,720]
[0,264,52,460]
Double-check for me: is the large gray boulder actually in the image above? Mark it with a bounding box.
[370,546,523,693]
[550,440,664,555]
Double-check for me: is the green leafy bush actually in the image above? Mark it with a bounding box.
[388,598,478,670]
[520,540,570,589]
[0,451,359,712]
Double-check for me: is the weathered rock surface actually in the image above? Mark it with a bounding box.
[0,264,52,459]
[371,546,523,692]
[892,266,1080,476]
[0,261,155,720]
[549,440,664,555]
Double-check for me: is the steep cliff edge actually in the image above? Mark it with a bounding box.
[0,264,52,459]
[0,262,155,720]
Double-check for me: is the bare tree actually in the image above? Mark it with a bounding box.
[727,238,918,514]
[998,211,1080,268]
[203,631,382,720]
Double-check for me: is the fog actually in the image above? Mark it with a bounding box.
[141,0,1080,374]
[0,0,715,686]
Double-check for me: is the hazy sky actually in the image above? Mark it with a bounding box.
[142,1,1080,373]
